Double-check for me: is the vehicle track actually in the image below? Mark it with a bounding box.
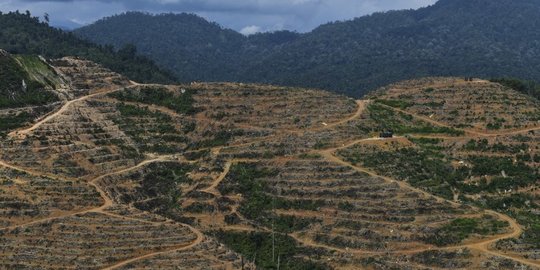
[7,84,138,139]
[1,85,537,268]
[310,107,540,268]
[201,158,259,196]
[308,100,368,132]
[102,223,205,270]
[0,156,207,269]
[378,103,540,137]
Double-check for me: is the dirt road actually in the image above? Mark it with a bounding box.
[1,89,537,268]
[309,107,540,268]
[102,223,205,270]
[8,84,141,139]
[379,103,540,137]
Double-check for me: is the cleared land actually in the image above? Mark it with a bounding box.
[0,56,538,269]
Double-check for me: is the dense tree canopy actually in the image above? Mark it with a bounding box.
[76,0,540,97]
[0,11,176,84]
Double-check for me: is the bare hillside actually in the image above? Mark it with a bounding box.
[0,56,539,269]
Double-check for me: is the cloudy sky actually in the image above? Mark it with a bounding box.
[0,0,437,34]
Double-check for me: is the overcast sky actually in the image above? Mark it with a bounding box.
[0,0,437,34]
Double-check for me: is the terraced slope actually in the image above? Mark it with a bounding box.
[371,77,540,133]
[0,58,538,269]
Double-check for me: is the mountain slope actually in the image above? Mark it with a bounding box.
[0,50,58,109]
[76,0,540,97]
[0,11,176,84]
[252,0,540,96]
[75,12,300,83]
[1,54,539,268]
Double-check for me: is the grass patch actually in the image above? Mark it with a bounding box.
[298,153,322,159]
[110,86,197,115]
[340,146,463,200]
[426,217,508,246]
[0,112,33,137]
[367,103,464,136]
[14,55,62,89]
[0,53,57,108]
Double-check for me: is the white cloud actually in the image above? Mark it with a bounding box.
[240,25,261,35]
[6,0,438,31]
[69,18,87,25]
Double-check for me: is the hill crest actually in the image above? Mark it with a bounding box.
[75,0,540,97]
[1,53,540,269]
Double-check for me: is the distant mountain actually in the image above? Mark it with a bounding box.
[0,11,176,84]
[76,0,540,97]
[74,12,300,83]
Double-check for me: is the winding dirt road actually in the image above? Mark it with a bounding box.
[0,155,207,269]
[201,158,259,196]
[1,82,538,269]
[312,100,368,131]
[379,103,540,137]
[9,86,129,139]
[307,107,540,268]
[102,223,205,270]
[202,161,233,196]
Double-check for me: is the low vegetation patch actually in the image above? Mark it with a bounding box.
[340,146,462,199]
[218,163,277,222]
[463,139,528,154]
[490,78,540,100]
[216,230,329,270]
[114,103,187,153]
[0,112,33,137]
[0,54,57,108]
[374,99,413,109]
[110,86,197,114]
[367,103,464,136]
[425,217,508,246]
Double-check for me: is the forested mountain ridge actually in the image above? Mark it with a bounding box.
[74,12,300,83]
[75,0,540,97]
[0,11,176,84]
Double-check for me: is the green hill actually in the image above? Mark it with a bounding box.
[0,50,58,109]
[75,0,540,97]
[0,11,176,84]
[74,12,300,83]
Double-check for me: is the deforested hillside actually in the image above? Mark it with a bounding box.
[370,78,540,133]
[0,54,539,269]
[76,0,540,97]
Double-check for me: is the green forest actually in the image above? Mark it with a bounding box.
[75,0,540,97]
[0,11,175,84]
